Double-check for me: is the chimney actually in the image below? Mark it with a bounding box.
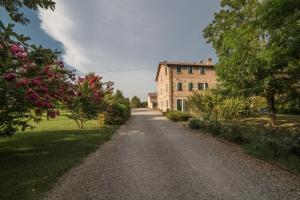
[207,58,212,65]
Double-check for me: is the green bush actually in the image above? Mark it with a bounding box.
[187,118,205,129]
[220,126,248,144]
[206,120,221,135]
[99,103,131,125]
[165,111,192,122]
[214,97,251,120]
[281,134,300,157]
[186,90,223,119]
[260,135,286,157]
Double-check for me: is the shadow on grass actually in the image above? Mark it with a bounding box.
[0,127,117,200]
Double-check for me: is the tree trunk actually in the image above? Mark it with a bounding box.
[80,119,84,129]
[266,94,276,130]
[46,109,49,120]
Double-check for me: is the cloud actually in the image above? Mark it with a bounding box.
[38,0,219,100]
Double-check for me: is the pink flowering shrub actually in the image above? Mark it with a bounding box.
[0,40,75,136]
[65,73,113,129]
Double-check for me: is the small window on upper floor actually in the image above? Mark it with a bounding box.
[188,66,193,74]
[177,82,183,91]
[176,66,181,73]
[200,66,205,74]
[165,67,168,76]
[188,83,193,91]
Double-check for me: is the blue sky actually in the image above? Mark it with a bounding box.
[2,0,220,100]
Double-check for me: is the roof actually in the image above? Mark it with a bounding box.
[155,60,214,81]
[148,92,157,98]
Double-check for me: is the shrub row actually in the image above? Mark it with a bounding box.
[164,111,192,122]
[187,117,300,158]
[187,118,249,144]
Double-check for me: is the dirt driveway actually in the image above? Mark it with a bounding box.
[44,109,300,200]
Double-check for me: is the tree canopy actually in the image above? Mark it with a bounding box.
[203,0,300,127]
[130,96,142,108]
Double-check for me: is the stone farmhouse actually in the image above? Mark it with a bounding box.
[155,58,217,111]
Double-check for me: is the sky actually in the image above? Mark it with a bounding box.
[2,0,221,100]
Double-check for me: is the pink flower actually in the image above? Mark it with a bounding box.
[35,109,42,115]
[10,44,27,59]
[57,61,64,68]
[33,101,43,107]
[31,79,41,86]
[40,87,48,93]
[25,89,40,101]
[42,101,52,108]
[3,72,17,81]
[19,78,30,86]
[48,110,56,118]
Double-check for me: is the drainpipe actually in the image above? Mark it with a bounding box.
[169,66,173,110]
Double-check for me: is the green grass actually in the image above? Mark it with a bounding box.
[222,114,300,134]
[185,114,300,173]
[0,116,117,200]
[224,114,300,173]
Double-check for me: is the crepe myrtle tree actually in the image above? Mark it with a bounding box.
[65,73,113,129]
[0,38,76,136]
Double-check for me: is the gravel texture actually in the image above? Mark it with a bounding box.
[44,109,300,200]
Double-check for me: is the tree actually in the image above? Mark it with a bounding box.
[105,89,130,108]
[65,73,113,129]
[203,0,300,128]
[0,0,55,25]
[0,0,78,136]
[130,96,141,108]
[0,40,74,135]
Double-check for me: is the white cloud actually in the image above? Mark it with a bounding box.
[38,0,219,100]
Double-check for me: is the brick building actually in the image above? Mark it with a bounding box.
[147,92,157,109]
[155,59,217,111]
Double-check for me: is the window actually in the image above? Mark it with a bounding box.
[198,83,209,90]
[205,83,209,90]
[177,82,183,91]
[198,83,204,90]
[160,75,162,82]
[188,66,193,74]
[200,66,205,74]
[188,83,193,91]
[176,66,181,73]
[165,67,168,76]
[177,99,183,111]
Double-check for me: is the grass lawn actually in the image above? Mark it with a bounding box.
[223,114,300,134]
[0,115,117,200]
[222,114,300,173]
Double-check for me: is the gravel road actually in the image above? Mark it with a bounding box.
[44,109,300,200]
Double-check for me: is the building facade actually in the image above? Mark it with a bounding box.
[155,59,217,112]
[147,92,157,109]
